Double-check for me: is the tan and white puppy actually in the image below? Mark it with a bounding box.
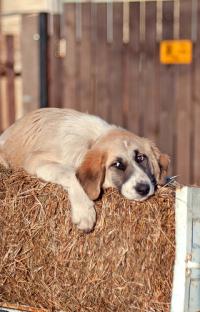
[0,108,169,231]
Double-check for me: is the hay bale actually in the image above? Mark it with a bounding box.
[0,165,175,312]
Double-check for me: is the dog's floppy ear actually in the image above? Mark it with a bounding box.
[158,153,170,185]
[150,143,170,185]
[76,149,107,200]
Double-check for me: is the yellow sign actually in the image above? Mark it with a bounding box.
[160,40,192,64]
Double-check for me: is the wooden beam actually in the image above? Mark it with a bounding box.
[5,35,15,125]
[48,14,62,108]
[21,14,40,115]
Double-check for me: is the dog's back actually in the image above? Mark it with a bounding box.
[0,108,113,168]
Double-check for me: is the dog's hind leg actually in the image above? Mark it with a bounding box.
[0,152,9,168]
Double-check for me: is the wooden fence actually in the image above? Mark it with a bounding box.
[0,35,16,132]
[0,0,200,186]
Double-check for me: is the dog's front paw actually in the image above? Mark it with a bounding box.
[71,200,96,232]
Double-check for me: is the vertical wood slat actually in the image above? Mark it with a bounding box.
[142,2,158,142]
[175,0,192,184]
[192,1,200,184]
[21,14,40,115]
[0,35,8,130]
[138,3,146,137]
[94,3,109,121]
[0,35,3,133]
[75,3,81,112]
[109,3,123,126]
[62,4,79,110]
[48,14,62,108]
[126,2,140,134]
[122,36,129,128]
[0,0,2,131]
[80,3,93,114]
[159,1,175,174]
[5,35,15,126]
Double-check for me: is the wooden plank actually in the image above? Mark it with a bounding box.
[137,3,146,137]
[5,35,15,126]
[48,14,62,108]
[21,14,40,114]
[0,76,7,130]
[3,0,47,14]
[171,187,189,312]
[0,34,8,131]
[62,4,79,110]
[192,2,200,185]
[0,0,1,34]
[79,3,93,114]
[15,76,23,120]
[142,2,158,142]
[94,3,110,121]
[75,3,81,112]
[125,2,140,134]
[175,0,192,184]
[159,1,175,175]
[0,35,3,133]
[0,302,47,312]
[172,187,200,311]
[108,3,123,126]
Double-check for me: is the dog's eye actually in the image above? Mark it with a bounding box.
[135,153,146,163]
[111,161,126,171]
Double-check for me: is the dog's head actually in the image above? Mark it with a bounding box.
[76,129,170,201]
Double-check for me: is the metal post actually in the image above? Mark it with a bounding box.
[39,12,48,108]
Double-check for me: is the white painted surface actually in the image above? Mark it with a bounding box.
[0,309,22,312]
[171,187,188,312]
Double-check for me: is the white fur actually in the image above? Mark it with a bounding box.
[121,165,154,201]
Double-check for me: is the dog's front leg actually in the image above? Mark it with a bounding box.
[25,159,96,231]
[67,174,96,231]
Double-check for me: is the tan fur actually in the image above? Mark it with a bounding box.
[0,108,169,231]
[149,142,170,185]
[159,153,170,184]
[77,149,107,200]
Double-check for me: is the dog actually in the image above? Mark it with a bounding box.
[0,108,169,231]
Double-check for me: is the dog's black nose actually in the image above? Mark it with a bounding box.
[135,182,150,196]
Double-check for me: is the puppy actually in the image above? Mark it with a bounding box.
[0,108,169,231]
